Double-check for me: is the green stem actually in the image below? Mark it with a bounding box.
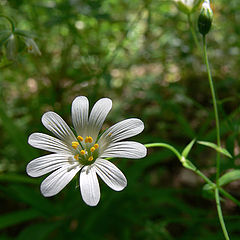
[202,35,221,183]
[202,35,229,239]
[195,169,215,187]
[144,143,181,160]
[145,143,240,206]
[187,14,201,51]
[0,15,15,32]
[215,188,230,240]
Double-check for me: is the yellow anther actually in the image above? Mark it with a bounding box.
[90,147,95,152]
[85,136,93,143]
[77,136,83,141]
[94,144,99,149]
[88,156,93,161]
[80,150,85,155]
[74,154,79,160]
[108,133,112,137]
[72,141,79,149]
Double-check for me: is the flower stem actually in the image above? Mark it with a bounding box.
[187,14,201,51]
[145,143,240,208]
[0,15,15,32]
[202,35,221,182]
[202,35,230,240]
[215,188,230,240]
[144,143,181,160]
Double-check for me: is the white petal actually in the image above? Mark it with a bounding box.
[99,118,144,147]
[40,165,80,197]
[101,141,147,159]
[95,159,127,191]
[27,154,75,177]
[71,96,89,137]
[88,98,112,140]
[42,111,76,143]
[80,166,100,206]
[28,133,73,154]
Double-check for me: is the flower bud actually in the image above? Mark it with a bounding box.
[198,0,213,35]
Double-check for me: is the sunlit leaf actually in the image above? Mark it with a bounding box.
[197,141,232,158]
[182,139,195,158]
[182,158,196,171]
[219,170,240,186]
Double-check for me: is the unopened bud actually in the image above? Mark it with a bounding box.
[198,0,213,35]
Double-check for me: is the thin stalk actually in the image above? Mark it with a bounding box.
[202,35,229,240]
[195,169,215,187]
[0,15,15,32]
[187,14,201,51]
[202,35,221,182]
[144,143,181,160]
[215,188,230,240]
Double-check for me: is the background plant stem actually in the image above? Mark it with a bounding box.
[202,35,230,240]
[187,14,201,51]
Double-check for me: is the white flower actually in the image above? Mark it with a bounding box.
[27,96,147,206]
[174,0,200,14]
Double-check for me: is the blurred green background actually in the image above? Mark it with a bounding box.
[0,0,240,239]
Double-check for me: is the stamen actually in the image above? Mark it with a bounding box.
[88,156,93,161]
[77,136,83,141]
[74,154,79,160]
[80,150,85,155]
[72,141,79,149]
[90,147,95,152]
[85,136,93,143]
[108,133,112,137]
[94,144,99,149]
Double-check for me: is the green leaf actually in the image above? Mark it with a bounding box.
[181,158,197,171]
[14,29,36,38]
[219,170,240,186]
[7,184,57,215]
[203,183,214,191]
[0,31,11,46]
[0,209,42,230]
[182,139,195,158]
[0,103,37,162]
[197,141,232,158]
[17,222,61,240]
[0,173,40,184]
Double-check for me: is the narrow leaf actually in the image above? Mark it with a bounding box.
[182,139,195,158]
[0,103,37,162]
[182,158,197,171]
[17,222,61,240]
[219,170,240,186]
[0,209,42,230]
[197,141,232,158]
[0,173,39,184]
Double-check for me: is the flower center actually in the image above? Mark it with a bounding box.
[71,135,99,165]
